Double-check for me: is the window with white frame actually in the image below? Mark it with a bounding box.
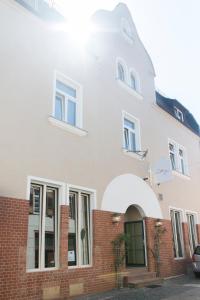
[170,209,184,258]
[27,183,59,270]
[168,140,188,175]
[123,113,140,153]
[130,72,137,91]
[117,62,126,82]
[68,189,92,267]
[187,213,197,255]
[174,107,184,122]
[54,73,82,128]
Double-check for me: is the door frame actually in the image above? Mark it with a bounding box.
[124,220,147,267]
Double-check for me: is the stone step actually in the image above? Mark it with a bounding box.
[127,271,157,281]
[128,277,163,288]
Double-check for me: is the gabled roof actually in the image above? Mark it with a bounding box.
[156,91,200,136]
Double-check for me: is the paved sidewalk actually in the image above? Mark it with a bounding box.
[75,275,200,300]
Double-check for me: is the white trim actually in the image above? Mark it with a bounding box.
[48,116,88,137]
[129,67,141,94]
[169,206,185,221]
[101,173,163,218]
[116,57,128,83]
[172,170,190,180]
[53,70,83,129]
[168,138,189,177]
[67,184,96,268]
[27,175,66,205]
[122,110,142,156]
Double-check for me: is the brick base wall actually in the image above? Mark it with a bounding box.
[0,197,195,299]
[145,218,192,278]
[0,197,124,299]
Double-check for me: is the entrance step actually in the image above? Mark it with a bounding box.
[128,277,163,288]
[123,268,163,288]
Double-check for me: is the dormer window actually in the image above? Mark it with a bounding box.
[174,107,184,122]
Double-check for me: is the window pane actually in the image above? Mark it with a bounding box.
[55,95,63,121]
[129,132,136,151]
[118,63,125,81]
[180,159,185,174]
[170,211,177,257]
[67,100,76,126]
[175,212,183,257]
[124,128,129,149]
[45,188,57,268]
[130,74,136,90]
[27,184,42,269]
[80,193,90,265]
[56,80,76,98]
[68,192,77,266]
[124,118,135,130]
[170,152,176,170]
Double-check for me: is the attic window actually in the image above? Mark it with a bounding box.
[174,107,184,122]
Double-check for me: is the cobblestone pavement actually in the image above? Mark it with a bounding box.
[75,275,200,300]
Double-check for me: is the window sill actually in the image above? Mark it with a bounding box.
[27,267,58,273]
[174,257,185,261]
[68,265,92,270]
[48,116,88,137]
[117,79,143,100]
[122,148,143,160]
[172,170,190,180]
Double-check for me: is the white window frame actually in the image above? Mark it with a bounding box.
[170,208,185,259]
[174,106,184,122]
[67,184,96,269]
[116,58,143,100]
[186,211,198,256]
[122,111,141,159]
[26,176,65,272]
[49,71,87,137]
[168,139,189,176]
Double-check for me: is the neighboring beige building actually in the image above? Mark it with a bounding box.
[0,0,200,299]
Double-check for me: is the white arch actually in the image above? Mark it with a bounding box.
[101,173,163,219]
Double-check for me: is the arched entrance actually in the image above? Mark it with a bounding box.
[124,205,146,267]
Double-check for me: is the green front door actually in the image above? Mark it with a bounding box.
[125,221,146,266]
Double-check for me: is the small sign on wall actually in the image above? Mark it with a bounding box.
[68,250,75,262]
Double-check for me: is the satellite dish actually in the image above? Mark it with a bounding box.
[151,157,173,185]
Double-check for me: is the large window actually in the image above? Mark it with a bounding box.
[174,106,184,122]
[187,213,197,255]
[168,140,188,175]
[170,209,184,258]
[53,73,82,129]
[68,190,92,267]
[27,183,59,270]
[123,113,140,153]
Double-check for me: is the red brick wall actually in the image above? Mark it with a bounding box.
[0,197,195,299]
[0,197,124,299]
[145,217,191,278]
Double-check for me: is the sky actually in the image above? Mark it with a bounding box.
[56,0,200,125]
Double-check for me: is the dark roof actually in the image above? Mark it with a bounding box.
[156,91,200,136]
[15,0,65,23]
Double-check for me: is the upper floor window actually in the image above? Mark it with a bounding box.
[174,106,184,122]
[123,112,141,153]
[168,140,188,175]
[27,182,59,270]
[130,72,137,91]
[170,209,184,258]
[53,72,83,129]
[117,62,126,82]
[68,189,92,267]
